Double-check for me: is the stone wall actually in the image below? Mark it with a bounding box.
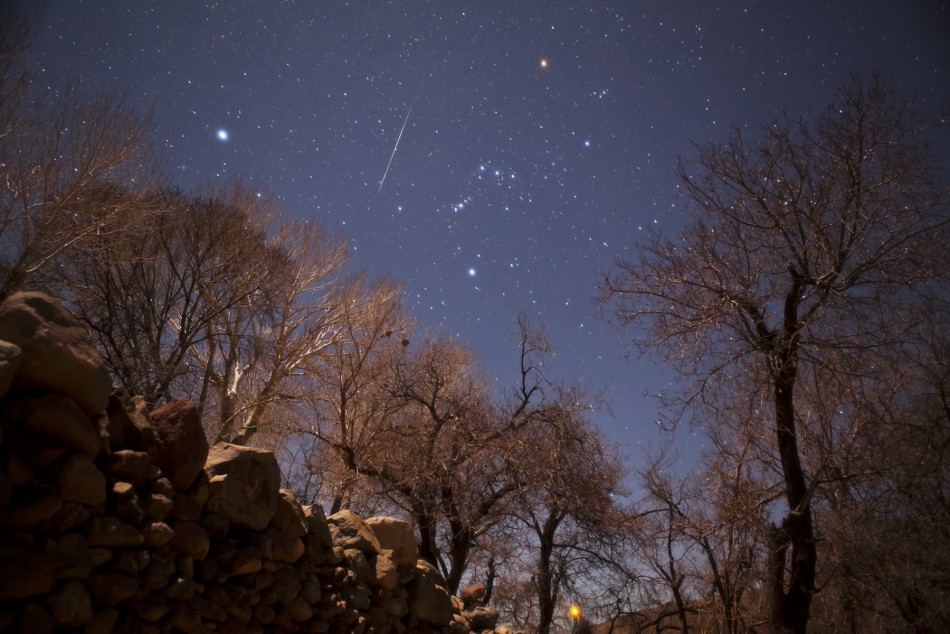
[0,292,506,634]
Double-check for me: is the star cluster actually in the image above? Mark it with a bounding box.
[24,0,949,451]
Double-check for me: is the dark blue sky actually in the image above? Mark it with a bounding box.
[23,0,950,459]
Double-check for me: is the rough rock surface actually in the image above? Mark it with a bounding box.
[148,398,209,491]
[327,509,383,555]
[0,291,111,414]
[205,442,281,530]
[0,292,521,633]
[366,515,418,567]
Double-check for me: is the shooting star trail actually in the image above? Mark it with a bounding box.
[378,101,413,193]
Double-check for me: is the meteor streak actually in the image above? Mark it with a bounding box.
[378,102,413,193]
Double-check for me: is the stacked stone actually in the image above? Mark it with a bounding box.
[0,293,504,634]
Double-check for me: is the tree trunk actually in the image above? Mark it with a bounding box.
[768,348,816,634]
[535,508,563,634]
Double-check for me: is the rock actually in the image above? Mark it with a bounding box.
[0,483,62,527]
[10,394,102,458]
[273,568,302,605]
[0,292,111,414]
[51,454,106,506]
[287,596,313,622]
[151,476,175,498]
[272,488,308,538]
[366,516,417,567]
[84,609,118,634]
[459,582,486,606]
[148,398,209,491]
[344,548,374,584]
[4,429,69,475]
[45,532,113,580]
[303,503,334,548]
[144,492,174,521]
[143,559,175,590]
[373,549,400,590]
[47,581,93,626]
[19,602,55,634]
[201,512,229,540]
[225,546,263,576]
[327,509,382,555]
[265,525,305,563]
[133,595,170,622]
[0,544,55,600]
[171,521,210,559]
[88,571,139,606]
[85,515,144,548]
[44,500,91,534]
[0,340,21,399]
[142,521,176,547]
[170,489,204,521]
[463,606,500,630]
[408,560,454,626]
[111,480,145,524]
[109,391,157,455]
[107,450,155,487]
[205,443,281,531]
[300,576,321,604]
[386,595,409,618]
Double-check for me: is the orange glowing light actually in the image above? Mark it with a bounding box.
[539,57,549,69]
[569,604,582,620]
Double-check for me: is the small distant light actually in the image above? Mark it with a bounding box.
[569,604,582,620]
[468,268,476,277]
[217,129,229,141]
[539,58,549,69]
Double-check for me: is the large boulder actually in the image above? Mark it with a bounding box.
[0,292,111,414]
[408,560,454,626]
[464,606,500,630]
[327,509,381,555]
[148,398,208,491]
[366,516,417,567]
[271,489,308,539]
[459,582,486,607]
[107,390,158,455]
[205,443,281,531]
[6,394,102,459]
[302,504,333,549]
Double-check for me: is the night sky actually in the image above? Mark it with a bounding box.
[20,1,950,458]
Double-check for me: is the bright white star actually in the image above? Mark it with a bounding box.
[468,268,476,277]
[217,129,229,141]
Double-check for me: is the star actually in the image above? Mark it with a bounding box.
[539,58,549,69]
[216,129,229,141]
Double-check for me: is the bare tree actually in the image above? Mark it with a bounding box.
[803,319,950,632]
[600,76,949,634]
[0,10,164,298]
[635,444,767,634]
[198,213,352,446]
[508,385,627,634]
[65,181,277,407]
[300,316,558,594]
[295,273,410,512]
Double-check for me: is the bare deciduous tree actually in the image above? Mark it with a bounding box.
[508,383,626,634]
[600,76,949,634]
[199,213,352,446]
[0,12,164,298]
[66,182,278,407]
